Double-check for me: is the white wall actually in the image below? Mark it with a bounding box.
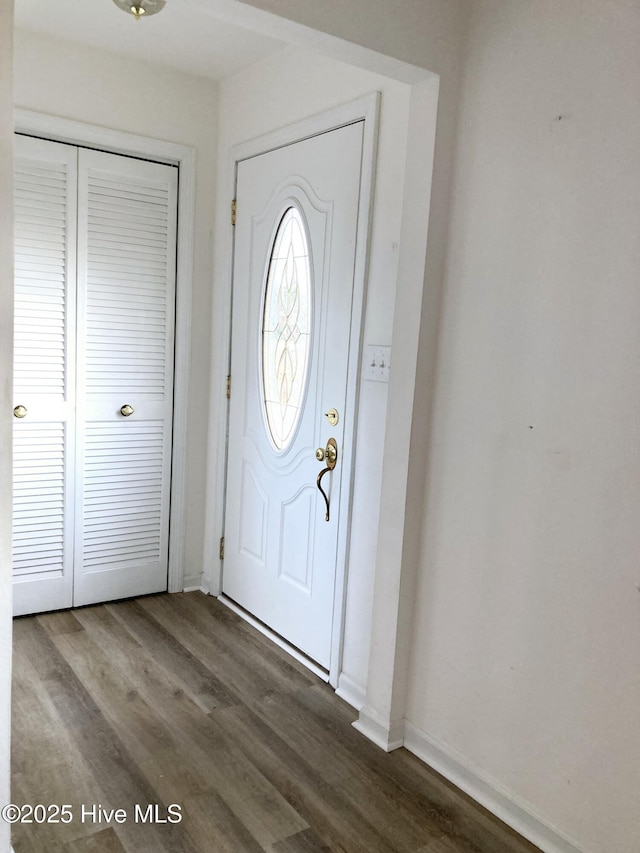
[13,30,218,588]
[207,46,412,700]
[406,2,640,851]
[233,0,462,76]
[0,3,14,850]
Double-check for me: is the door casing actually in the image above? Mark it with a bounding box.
[14,108,197,596]
[217,94,380,686]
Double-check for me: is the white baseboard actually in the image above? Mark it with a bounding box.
[181,585,202,593]
[403,720,589,853]
[335,673,366,710]
[352,706,404,752]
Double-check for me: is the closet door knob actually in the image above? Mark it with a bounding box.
[13,405,27,419]
[120,404,134,417]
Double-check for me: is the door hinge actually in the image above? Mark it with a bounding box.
[231,199,237,226]
[219,536,225,561]
[226,374,231,399]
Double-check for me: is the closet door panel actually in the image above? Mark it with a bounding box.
[12,136,77,616]
[74,149,177,606]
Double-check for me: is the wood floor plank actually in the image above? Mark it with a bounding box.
[12,827,68,853]
[213,702,398,852]
[37,610,85,637]
[12,593,540,853]
[142,592,314,697]
[63,604,309,850]
[12,617,198,853]
[67,827,128,853]
[52,616,213,804]
[332,772,447,852]
[240,687,448,850]
[271,827,332,852]
[135,595,285,705]
[105,599,240,713]
[245,690,357,786]
[416,839,476,853]
[11,625,108,853]
[179,792,265,853]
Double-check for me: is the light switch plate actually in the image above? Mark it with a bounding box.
[363,345,391,382]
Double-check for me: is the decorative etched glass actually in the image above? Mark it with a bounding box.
[262,206,312,450]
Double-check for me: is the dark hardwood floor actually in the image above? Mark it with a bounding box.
[11,592,540,853]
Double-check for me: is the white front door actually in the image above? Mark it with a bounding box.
[223,121,365,670]
[12,136,177,616]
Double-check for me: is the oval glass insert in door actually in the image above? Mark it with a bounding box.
[261,205,313,451]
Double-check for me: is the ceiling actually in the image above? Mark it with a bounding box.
[14,0,288,81]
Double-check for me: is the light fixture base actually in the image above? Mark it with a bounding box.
[112,0,166,19]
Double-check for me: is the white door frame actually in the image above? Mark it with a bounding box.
[214,94,379,686]
[13,109,196,595]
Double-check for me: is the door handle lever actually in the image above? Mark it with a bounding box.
[316,437,338,521]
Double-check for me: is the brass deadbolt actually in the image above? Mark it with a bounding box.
[324,408,339,426]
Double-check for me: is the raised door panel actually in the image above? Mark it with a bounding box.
[74,148,177,606]
[12,135,77,616]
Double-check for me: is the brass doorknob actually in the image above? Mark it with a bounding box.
[120,404,134,417]
[13,405,27,419]
[316,443,337,464]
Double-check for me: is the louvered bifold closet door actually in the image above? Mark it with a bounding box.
[74,149,177,607]
[12,136,77,616]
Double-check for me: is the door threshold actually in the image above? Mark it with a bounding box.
[217,594,330,683]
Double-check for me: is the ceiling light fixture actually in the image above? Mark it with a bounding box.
[112,0,166,21]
